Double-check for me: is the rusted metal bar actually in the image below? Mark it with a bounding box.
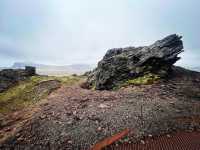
[91,129,130,150]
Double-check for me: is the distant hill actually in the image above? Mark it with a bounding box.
[12,62,95,76]
[0,67,9,71]
[12,62,46,69]
[191,67,200,72]
[183,66,200,72]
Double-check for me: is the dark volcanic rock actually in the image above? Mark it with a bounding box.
[0,67,36,92]
[86,34,184,90]
[25,66,36,76]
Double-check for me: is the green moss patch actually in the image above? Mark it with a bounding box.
[112,73,160,90]
[126,73,160,85]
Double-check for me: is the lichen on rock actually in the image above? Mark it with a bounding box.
[126,73,160,85]
[86,34,184,90]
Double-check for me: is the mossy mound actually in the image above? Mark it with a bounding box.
[0,75,83,114]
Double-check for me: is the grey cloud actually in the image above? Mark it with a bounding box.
[0,0,199,67]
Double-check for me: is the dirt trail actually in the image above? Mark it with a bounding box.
[1,67,200,149]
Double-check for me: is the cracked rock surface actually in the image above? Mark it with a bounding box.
[86,34,183,90]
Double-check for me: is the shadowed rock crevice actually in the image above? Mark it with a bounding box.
[86,34,184,90]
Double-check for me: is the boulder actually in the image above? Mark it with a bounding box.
[25,66,36,76]
[86,34,184,90]
[0,67,36,92]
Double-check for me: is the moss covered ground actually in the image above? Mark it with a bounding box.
[0,75,83,114]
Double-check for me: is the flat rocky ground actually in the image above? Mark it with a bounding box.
[1,67,200,150]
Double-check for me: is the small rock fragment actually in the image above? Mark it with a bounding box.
[98,104,110,109]
[66,120,73,125]
[166,134,171,138]
[97,127,102,131]
[73,111,77,115]
[39,115,46,119]
[148,134,153,137]
[141,140,145,144]
[68,140,73,144]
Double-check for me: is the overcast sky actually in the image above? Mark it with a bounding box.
[0,0,199,67]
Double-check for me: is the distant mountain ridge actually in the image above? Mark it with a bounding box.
[182,66,200,72]
[12,62,47,69]
[192,67,200,72]
[12,62,95,76]
[0,67,9,71]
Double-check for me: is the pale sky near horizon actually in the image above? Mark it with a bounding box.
[0,0,199,67]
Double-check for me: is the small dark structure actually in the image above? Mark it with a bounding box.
[0,66,36,92]
[25,66,36,76]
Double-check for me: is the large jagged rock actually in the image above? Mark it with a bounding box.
[86,34,184,90]
[0,66,36,92]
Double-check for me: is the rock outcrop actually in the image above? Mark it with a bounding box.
[0,66,36,92]
[86,34,184,90]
